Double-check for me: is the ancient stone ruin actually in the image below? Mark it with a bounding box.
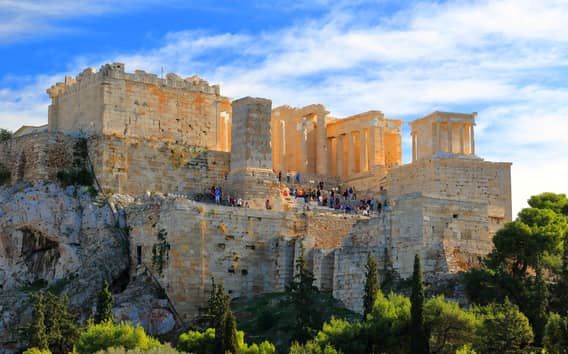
[0,63,511,318]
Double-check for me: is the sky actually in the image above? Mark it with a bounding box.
[0,0,566,216]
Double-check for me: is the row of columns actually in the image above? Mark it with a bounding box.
[433,121,475,156]
[330,126,381,178]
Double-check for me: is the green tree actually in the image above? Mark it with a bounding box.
[95,281,114,324]
[23,348,52,354]
[366,291,411,354]
[289,341,341,354]
[0,128,12,142]
[363,253,379,317]
[28,292,79,354]
[223,309,239,354]
[528,193,568,216]
[473,299,534,353]
[424,296,477,354]
[29,293,49,350]
[543,313,568,353]
[177,328,216,354]
[552,229,568,315]
[530,261,549,346]
[286,248,320,343]
[74,321,162,354]
[410,254,428,354]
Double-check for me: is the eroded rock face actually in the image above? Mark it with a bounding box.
[0,183,130,353]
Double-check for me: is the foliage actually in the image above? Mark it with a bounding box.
[528,193,568,216]
[95,281,114,324]
[94,346,181,353]
[410,254,428,354]
[543,313,568,353]
[23,348,52,354]
[223,310,239,354]
[56,167,94,188]
[424,296,478,354]
[177,328,216,353]
[28,291,80,354]
[74,321,162,354]
[454,344,477,354]
[289,341,341,354]
[551,229,568,315]
[177,328,275,354]
[0,128,12,142]
[0,162,9,185]
[366,291,411,354]
[363,253,379,317]
[151,229,170,276]
[473,299,534,353]
[286,248,321,343]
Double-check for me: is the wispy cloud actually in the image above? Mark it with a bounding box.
[1,0,567,215]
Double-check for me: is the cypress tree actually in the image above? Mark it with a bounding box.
[94,281,114,324]
[410,254,429,354]
[43,292,79,354]
[223,308,239,354]
[286,246,319,343]
[29,292,48,350]
[363,252,380,317]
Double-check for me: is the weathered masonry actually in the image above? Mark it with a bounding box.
[0,63,512,317]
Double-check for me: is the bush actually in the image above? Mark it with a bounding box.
[94,345,182,353]
[177,328,276,354]
[543,313,568,353]
[0,128,12,142]
[74,321,162,354]
[23,349,52,354]
[289,341,341,354]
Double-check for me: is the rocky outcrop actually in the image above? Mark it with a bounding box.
[0,183,129,353]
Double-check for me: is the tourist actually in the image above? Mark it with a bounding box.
[295,173,301,183]
[237,198,243,207]
[214,187,221,204]
[278,171,282,182]
[265,199,272,210]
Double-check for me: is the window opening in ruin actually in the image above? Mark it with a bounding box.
[245,245,256,250]
[453,214,458,219]
[136,246,142,265]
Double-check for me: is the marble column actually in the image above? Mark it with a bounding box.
[436,121,442,155]
[359,128,368,172]
[470,124,475,155]
[280,120,286,172]
[316,113,329,175]
[460,123,465,154]
[299,126,308,173]
[448,121,453,154]
[348,131,356,176]
[337,134,344,177]
[412,132,417,162]
[368,126,376,169]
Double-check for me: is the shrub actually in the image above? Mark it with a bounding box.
[94,345,182,353]
[177,328,275,354]
[74,321,162,354]
[543,313,568,353]
[0,128,12,142]
[23,348,52,354]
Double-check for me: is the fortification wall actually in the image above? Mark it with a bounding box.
[88,136,230,196]
[0,133,78,184]
[48,64,232,150]
[390,193,490,278]
[386,158,512,230]
[125,198,373,319]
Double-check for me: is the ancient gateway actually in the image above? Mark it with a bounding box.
[0,63,511,318]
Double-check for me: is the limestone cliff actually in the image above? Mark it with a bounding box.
[0,183,173,353]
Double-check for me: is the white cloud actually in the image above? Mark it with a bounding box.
[1,0,567,216]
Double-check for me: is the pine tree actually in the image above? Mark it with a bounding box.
[41,292,80,354]
[363,252,379,317]
[94,281,114,324]
[29,293,48,350]
[410,254,429,354]
[286,247,319,343]
[223,308,239,354]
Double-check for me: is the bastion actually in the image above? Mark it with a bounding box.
[0,63,512,316]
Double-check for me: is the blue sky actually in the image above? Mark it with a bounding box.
[1,0,567,215]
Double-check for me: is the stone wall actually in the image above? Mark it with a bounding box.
[0,133,78,185]
[88,136,230,196]
[48,63,232,150]
[125,198,373,320]
[386,158,512,229]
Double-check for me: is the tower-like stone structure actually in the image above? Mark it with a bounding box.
[227,97,277,200]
